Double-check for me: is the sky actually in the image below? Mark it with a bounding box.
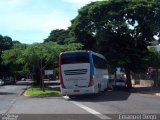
[0,0,101,44]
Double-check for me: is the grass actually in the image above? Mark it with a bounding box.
[25,86,62,97]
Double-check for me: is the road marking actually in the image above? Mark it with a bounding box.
[5,98,17,114]
[71,101,111,120]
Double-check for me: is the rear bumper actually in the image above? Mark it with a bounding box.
[60,86,95,95]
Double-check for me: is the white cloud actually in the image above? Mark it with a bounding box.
[0,8,71,34]
[1,0,98,43]
[42,11,71,33]
[0,0,72,32]
[43,19,70,33]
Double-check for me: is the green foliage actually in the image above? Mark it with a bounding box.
[23,42,83,69]
[44,29,69,44]
[148,47,160,69]
[26,86,61,97]
[147,47,160,86]
[2,41,83,81]
[0,35,13,51]
[2,43,27,64]
[70,0,160,72]
[0,35,13,77]
[2,43,28,78]
[70,0,160,89]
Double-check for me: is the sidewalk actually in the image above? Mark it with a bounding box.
[131,85,160,96]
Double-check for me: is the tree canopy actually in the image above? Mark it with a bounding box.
[2,41,83,85]
[70,0,160,89]
[0,35,13,77]
[0,35,13,52]
[148,47,160,86]
[44,29,69,44]
[2,43,28,79]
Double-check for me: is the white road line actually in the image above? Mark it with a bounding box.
[71,101,111,120]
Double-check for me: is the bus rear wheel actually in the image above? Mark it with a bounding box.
[97,83,101,95]
[68,95,76,99]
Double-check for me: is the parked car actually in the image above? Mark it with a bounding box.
[113,79,127,90]
[0,79,4,86]
[4,79,15,85]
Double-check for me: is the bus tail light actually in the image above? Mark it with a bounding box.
[59,53,65,88]
[88,75,94,87]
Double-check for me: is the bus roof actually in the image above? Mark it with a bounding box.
[61,50,106,60]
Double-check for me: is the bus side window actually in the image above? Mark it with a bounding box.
[93,55,107,69]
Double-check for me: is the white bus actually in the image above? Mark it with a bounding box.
[59,50,109,96]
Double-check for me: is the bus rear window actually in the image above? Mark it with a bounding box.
[61,52,89,64]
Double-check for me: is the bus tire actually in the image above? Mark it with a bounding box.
[97,83,101,95]
[68,95,75,99]
[106,82,110,91]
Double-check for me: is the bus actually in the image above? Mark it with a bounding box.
[59,50,109,96]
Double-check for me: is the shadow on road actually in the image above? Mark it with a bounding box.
[15,81,34,86]
[69,90,131,102]
[131,86,160,95]
[70,86,160,102]
[0,92,16,95]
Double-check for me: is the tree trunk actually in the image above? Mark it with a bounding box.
[114,71,117,79]
[33,67,41,86]
[40,67,45,91]
[125,68,132,90]
[155,68,159,87]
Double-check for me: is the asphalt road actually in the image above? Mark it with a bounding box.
[0,84,28,114]
[0,88,159,120]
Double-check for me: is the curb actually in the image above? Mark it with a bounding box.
[133,92,160,97]
[20,86,30,96]
[23,91,62,98]
[23,90,29,97]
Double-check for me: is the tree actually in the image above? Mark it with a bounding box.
[70,0,160,89]
[2,36,82,87]
[23,42,82,88]
[44,29,69,44]
[0,35,13,78]
[148,47,160,87]
[0,35,13,51]
[2,43,28,79]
